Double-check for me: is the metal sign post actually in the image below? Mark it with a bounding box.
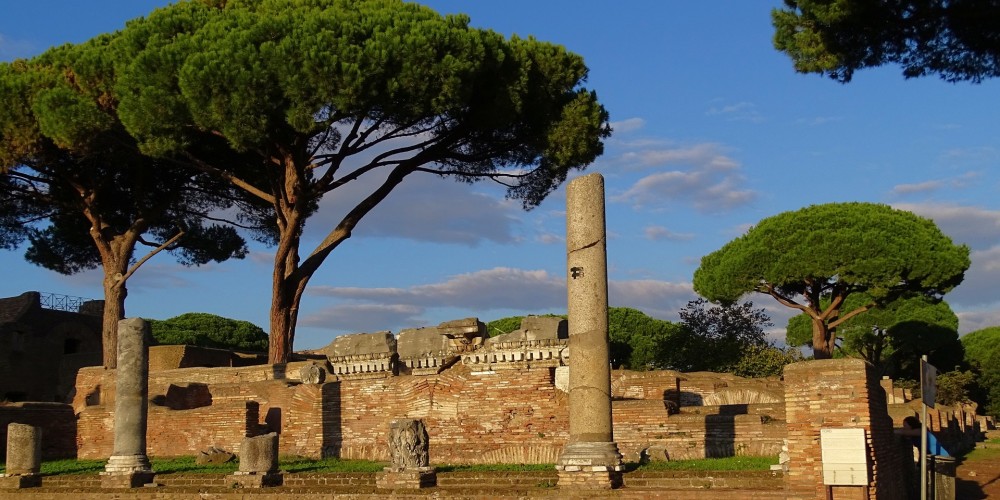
[919,355,937,500]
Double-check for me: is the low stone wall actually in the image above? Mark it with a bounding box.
[72,361,786,463]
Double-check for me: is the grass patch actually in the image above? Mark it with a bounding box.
[436,463,554,472]
[152,456,239,474]
[634,455,778,471]
[20,454,778,477]
[962,446,1000,463]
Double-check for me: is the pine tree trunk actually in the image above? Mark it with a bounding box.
[268,283,293,364]
[101,274,127,369]
[811,317,833,359]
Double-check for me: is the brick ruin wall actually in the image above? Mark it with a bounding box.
[784,359,910,500]
[71,362,787,463]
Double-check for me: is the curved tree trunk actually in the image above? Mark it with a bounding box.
[100,278,126,368]
[811,317,834,359]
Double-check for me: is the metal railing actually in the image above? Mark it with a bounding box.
[39,292,96,313]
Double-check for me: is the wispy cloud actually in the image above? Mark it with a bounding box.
[610,117,645,134]
[794,116,843,127]
[706,100,763,122]
[607,142,756,213]
[890,172,978,196]
[0,34,35,60]
[644,225,694,241]
[305,173,522,247]
[891,203,1000,250]
[612,168,756,213]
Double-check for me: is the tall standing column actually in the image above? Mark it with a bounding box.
[101,318,155,488]
[556,173,623,489]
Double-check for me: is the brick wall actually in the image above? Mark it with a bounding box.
[72,362,786,464]
[784,359,909,500]
[0,402,77,460]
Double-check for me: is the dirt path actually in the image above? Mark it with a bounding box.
[957,450,1000,499]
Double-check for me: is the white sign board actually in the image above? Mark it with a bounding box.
[820,428,869,486]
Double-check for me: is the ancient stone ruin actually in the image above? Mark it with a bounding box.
[376,418,436,489]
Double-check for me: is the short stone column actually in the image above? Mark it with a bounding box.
[101,318,155,489]
[226,433,282,488]
[376,419,436,489]
[555,173,623,489]
[0,423,42,489]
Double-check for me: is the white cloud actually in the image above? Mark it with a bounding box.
[891,203,1000,250]
[299,303,426,333]
[890,172,978,196]
[956,308,1000,335]
[308,267,565,311]
[945,245,1000,307]
[706,101,763,122]
[536,233,564,245]
[304,172,522,247]
[644,225,694,241]
[610,117,645,134]
[609,280,695,320]
[619,143,740,171]
[612,168,756,213]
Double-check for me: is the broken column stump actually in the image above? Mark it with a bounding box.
[226,433,282,488]
[0,423,42,489]
[376,419,436,489]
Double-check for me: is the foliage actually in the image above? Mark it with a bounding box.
[0,38,252,367]
[607,307,684,370]
[730,344,804,378]
[786,294,963,378]
[486,316,525,337]
[94,0,609,363]
[961,327,1000,418]
[634,455,778,471]
[484,308,683,371]
[148,312,268,351]
[672,299,771,373]
[693,202,969,359]
[773,0,1000,83]
[935,370,975,407]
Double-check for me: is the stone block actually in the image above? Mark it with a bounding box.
[226,471,283,488]
[239,433,278,474]
[376,468,437,489]
[0,474,41,489]
[319,331,396,359]
[5,423,41,474]
[100,471,155,488]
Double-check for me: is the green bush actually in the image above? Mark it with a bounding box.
[147,312,267,351]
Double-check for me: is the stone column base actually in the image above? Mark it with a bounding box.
[376,468,437,489]
[100,471,156,489]
[556,441,623,489]
[0,474,42,489]
[556,469,623,489]
[226,472,283,488]
[104,454,152,474]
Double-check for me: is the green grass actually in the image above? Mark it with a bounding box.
[10,454,777,477]
[633,455,778,471]
[962,446,1000,463]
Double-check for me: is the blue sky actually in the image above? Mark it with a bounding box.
[3,1,1000,350]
